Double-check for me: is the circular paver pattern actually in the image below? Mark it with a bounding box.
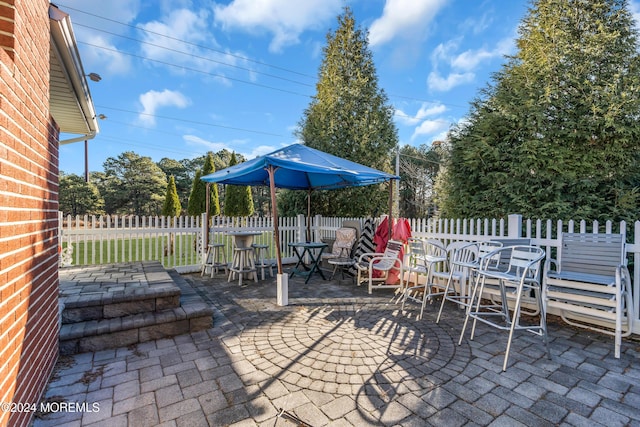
[239,303,471,398]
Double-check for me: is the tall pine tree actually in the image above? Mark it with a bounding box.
[224,152,254,217]
[439,0,640,222]
[162,175,182,217]
[288,7,398,217]
[187,152,220,216]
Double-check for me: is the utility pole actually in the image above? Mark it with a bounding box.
[394,146,400,218]
[84,140,89,182]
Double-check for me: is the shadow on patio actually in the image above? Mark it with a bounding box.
[34,264,640,426]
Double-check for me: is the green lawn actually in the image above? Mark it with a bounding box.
[62,231,277,268]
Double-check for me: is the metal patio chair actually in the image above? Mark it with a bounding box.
[400,238,448,320]
[459,245,548,371]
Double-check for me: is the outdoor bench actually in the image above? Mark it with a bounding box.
[542,232,634,358]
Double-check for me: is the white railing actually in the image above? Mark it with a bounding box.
[59,212,640,333]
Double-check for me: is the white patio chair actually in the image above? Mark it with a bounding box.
[355,239,404,294]
[400,238,448,320]
[458,245,548,371]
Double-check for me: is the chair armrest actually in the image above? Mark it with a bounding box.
[618,265,631,290]
[620,265,635,330]
[368,255,402,272]
[358,252,380,263]
[543,258,558,276]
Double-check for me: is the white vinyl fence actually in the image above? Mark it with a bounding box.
[58,212,640,333]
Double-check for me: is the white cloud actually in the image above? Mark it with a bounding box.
[396,103,447,126]
[416,103,448,118]
[137,6,254,84]
[139,8,212,58]
[139,89,190,125]
[80,34,132,75]
[459,11,493,35]
[427,34,514,92]
[58,0,140,77]
[213,0,342,53]
[369,0,447,46]
[183,135,236,152]
[411,119,450,140]
[427,71,475,92]
[630,1,640,32]
[429,39,461,65]
[451,37,514,71]
[183,136,278,160]
[247,145,278,158]
[451,48,495,71]
[395,102,450,143]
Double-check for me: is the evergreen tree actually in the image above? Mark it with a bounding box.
[162,175,182,217]
[289,7,398,217]
[58,173,104,216]
[224,152,254,217]
[398,143,442,218]
[101,151,167,216]
[187,169,204,216]
[158,158,191,209]
[202,152,220,216]
[439,0,640,222]
[187,152,220,216]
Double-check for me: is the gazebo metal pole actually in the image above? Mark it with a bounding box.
[267,166,283,274]
[388,179,394,240]
[307,189,312,242]
[205,183,210,247]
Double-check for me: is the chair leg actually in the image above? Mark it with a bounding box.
[401,285,409,313]
[202,245,213,276]
[436,269,456,323]
[469,280,486,341]
[211,245,220,278]
[254,248,264,281]
[237,251,244,286]
[536,287,551,360]
[503,280,529,371]
[419,274,429,321]
[250,251,258,283]
[401,273,412,311]
[228,250,236,283]
[458,274,483,346]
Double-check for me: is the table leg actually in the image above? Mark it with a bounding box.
[304,249,326,283]
[290,246,306,278]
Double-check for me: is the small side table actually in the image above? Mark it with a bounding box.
[288,242,328,284]
[327,257,356,283]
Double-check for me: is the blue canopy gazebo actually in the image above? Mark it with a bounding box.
[201,143,399,278]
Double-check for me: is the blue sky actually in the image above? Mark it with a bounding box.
[57,0,640,176]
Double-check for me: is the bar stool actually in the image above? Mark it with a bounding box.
[252,243,273,280]
[201,243,228,277]
[229,246,258,286]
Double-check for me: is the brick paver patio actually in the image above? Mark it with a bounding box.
[33,266,640,426]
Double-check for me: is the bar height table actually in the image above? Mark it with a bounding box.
[227,231,261,285]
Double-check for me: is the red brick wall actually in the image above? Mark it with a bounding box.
[0,1,61,426]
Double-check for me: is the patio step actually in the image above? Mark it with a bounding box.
[59,262,182,323]
[58,262,213,355]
